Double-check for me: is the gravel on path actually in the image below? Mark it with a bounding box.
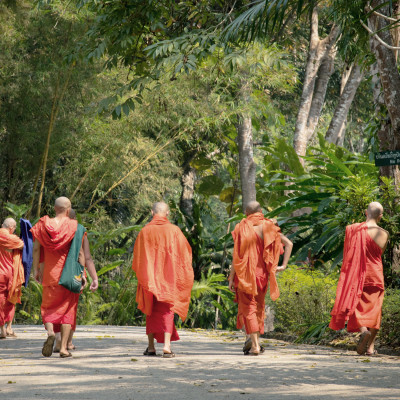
[0,325,399,400]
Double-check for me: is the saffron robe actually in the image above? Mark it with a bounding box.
[330,223,385,331]
[232,213,282,334]
[0,228,24,325]
[31,216,79,332]
[132,215,193,342]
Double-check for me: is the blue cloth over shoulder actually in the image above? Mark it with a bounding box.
[20,218,33,287]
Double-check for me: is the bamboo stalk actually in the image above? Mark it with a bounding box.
[70,143,111,201]
[86,129,183,212]
[36,63,75,218]
[26,153,45,220]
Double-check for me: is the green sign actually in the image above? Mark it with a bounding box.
[375,150,400,167]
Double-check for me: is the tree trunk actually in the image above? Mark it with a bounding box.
[180,165,196,219]
[293,7,339,159]
[303,45,336,141]
[336,64,353,145]
[369,0,400,187]
[325,64,364,146]
[237,80,256,212]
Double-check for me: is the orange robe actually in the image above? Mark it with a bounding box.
[330,223,384,331]
[31,216,79,333]
[232,213,282,334]
[132,215,193,343]
[0,229,24,325]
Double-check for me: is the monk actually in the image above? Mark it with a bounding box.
[31,197,98,358]
[0,218,24,339]
[132,202,193,358]
[228,201,293,355]
[53,208,95,353]
[329,202,389,356]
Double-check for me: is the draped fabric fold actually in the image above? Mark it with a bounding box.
[31,216,78,328]
[232,212,282,300]
[329,223,367,329]
[20,218,33,287]
[132,215,193,321]
[0,228,24,305]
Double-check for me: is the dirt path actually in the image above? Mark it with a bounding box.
[0,325,399,400]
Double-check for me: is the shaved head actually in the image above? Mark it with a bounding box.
[152,202,169,216]
[245,201,262,216]
[2,218,16,230]
[367,202,383,220]
[54,196,71,215]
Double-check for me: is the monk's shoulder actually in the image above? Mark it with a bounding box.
[169,223,186,236]
[263,219,280,232]
[370,226,389,240]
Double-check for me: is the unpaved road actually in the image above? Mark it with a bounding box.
[0,325,399,400]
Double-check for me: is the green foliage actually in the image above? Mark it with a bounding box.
[17,281,43,324]
[380,288,400,347]
[259,136,380,269]
[183,269,235,329]
[269,266,338,335]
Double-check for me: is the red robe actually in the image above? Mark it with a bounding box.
[330,222,385,331]
[0,229,24,325]
[31,216,79,333]
[132,215,193,343]
[232,213,281,334]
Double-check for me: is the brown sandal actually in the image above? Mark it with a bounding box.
[42,335,56,357]
[356,331,371,355]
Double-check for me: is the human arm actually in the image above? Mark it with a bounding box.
[276,233,293,272]
[228,266,235,292]
[83,236,98,291]
[32,240,42,283]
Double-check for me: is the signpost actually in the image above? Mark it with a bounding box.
[375,150,400,167]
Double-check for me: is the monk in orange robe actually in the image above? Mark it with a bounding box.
[0,218,24,339]
[228,201,293,355]
[132,202,194,358]
[330,202,389,356]
[53,208,97,353]
[31,197,99,358]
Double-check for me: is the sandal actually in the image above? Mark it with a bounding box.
[242,338,252,353]
[143,347,157,356]
[162,351,175,358]
[42,335,56,357]
[60,352,72,358]
[244,345,264,355]
[365,349,378,356]
[245,351,259,356]
[356,331,371,355]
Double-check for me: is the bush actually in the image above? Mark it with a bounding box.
[380,288,400,347]
[268,266,337,335]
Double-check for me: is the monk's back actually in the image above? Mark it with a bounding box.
[366,225,388,251]
[31,216,77,286]
[141,222,183,253]
[365,227,386,289]
[0,229,18,274]
[0,248,13,275]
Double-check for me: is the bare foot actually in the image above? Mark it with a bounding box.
[249,345,260,355]
[162,347,172,354]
